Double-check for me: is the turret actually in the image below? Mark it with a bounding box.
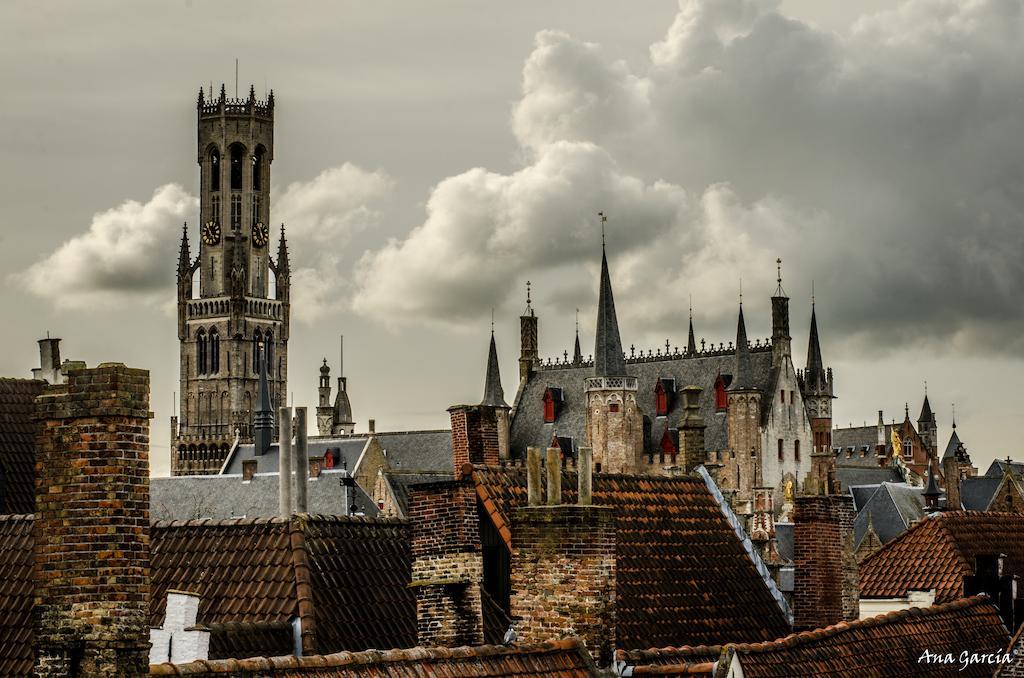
[332,336,354,435]
[584,215,642,474]
[917,391,937,457]
[480,329,511,461]
[316,359,334,436]
[519,282,539,383]
[687,302,697,355]
[572,310,583,365]
[770,258,791,366]
[803,296,835,453]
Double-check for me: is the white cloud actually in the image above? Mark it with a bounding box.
[353,0,1024,356]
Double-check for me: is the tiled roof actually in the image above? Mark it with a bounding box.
[376,430,454,473]
[835,466,901,492]
[151,470,380,521]
[510,350,774,458]
[960,476,1003,511]
[852,482,925,549]
[623,596,1008,677]
[472,467,791,649]
[150,638,597,676]
[151,514,416,656]
[0,379,45,514]
[860,511,1024,602]
[0,515,32,677]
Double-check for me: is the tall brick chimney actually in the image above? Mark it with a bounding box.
[510,447,616,666]
[33,363,152,676]
[792,494,858,630]
[678,385,706,473]
[448,404,504,470]
[408,472,484,647]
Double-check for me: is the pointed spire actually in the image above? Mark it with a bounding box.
[729,302,755,391]
[177,223,191,278]
[904,402,910,421]
[276,223,290,273]
[687,297,696,355]
[805,302,825,390]
[918,392,934,424]
[481,331,509,408]
[593,217,626,377]
[573,309,583,365]
[253,346,275,455]
[923,458,941,509]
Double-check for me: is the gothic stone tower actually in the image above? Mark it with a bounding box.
[172,84,290,475]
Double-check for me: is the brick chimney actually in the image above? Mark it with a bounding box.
[793,494,858,630]
[678,385,706,473]
[33,363,152,676]
[448,404,504,470]
[408,470,484,647]
[510,447,616,666]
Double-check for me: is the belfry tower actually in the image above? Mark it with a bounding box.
[172,84,290,475]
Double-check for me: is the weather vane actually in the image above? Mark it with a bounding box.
[598,211,607,246]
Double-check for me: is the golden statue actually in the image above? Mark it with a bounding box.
[784,479,794,503]
[891,429,902,459]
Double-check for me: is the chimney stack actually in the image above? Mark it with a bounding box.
[33,363,151,676]
[32,336,64,384]
[793,494,858,629]
[678,385,706,473]
[527,447,542,506]
[546,447,561,505]
[294,407,308,513]
[368,418,375,434]
[279,406,293,516]
[578,446,593,506]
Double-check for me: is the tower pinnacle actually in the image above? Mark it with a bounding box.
[481,332,508,408]
[594,220,625,377]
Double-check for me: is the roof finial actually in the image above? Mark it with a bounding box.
[811,280,815,306]
[598,211,607,248]
[924,380,928,396]
[775,257,785,296]
[739,277,743,306]
[491,308,495,336]
[526,280,532,308]
[952,403,957,429]
[689,294,693,319]
[575,308,579,333]
[905,402,909,420]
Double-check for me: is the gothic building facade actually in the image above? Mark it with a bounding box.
[171,85,290,475]
[507,247,834,517]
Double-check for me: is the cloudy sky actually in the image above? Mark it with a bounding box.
[2,0,1021,476]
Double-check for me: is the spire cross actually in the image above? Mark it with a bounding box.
[575,308,579,333]
[739,277,743,305]
[491,308,495,335]
[689,294,693,319]
[665,339,670,353]
[777,258,782,286]
[811,280,815,306]
[526,280,532,307]
[924,380,928,396]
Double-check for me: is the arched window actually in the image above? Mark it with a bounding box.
[778,438,784,461]
[794,439,801,462]
[209,148,220,192]
[252,329,263,373]
[252,146,265,191]
[196,329,208,375]
[229,144,245,190]
[264,331,273,372]
[209,328,220,374]
[714,375,728,411]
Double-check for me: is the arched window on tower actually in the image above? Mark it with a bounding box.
[252,146,265,191]
[209,147,220,192]
[264,331,273,374]
[252,329,263,373]
[209,328,220,374]
[229,144,245,191]
[196,329,208,375]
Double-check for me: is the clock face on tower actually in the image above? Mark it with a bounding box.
[201,220,221,245]
[252,221,269,248]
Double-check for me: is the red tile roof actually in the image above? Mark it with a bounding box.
[0,515,32,677]
[472,467,791,650]
[859,511,1024,602]
[151,514,417,656]
[150,638,597,676]
[0,379,45,515]
[623,596,1009,677]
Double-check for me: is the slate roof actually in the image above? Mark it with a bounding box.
[151,514,416,656]
[860,511,1024,603]
[510,349,773,458]
[471,467,791,649]
[986,459,1024,478]
[774,522,793,562]
[151,470,379,521]
[0,515,32,677]
[226,438,369,475]
[151,638,598,677]
[960,476,1003,511]
[376,430,454,473]
[621,596,1008,677]
[0,379,45,515]
[835,466,901,492]
[832,424,890,452]
[852,483,925,548]
[943,428,964,461]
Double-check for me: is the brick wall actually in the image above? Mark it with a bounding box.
[793,495,858,630]
[33,363,152,677]
[511,505,616,666]
[408,479,483,647]
[449,405,501,469]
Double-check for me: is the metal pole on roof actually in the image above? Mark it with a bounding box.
[294,407,308,513]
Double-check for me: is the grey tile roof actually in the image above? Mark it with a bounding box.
[775,522,794,563]
[850,484,881,512]
[960,476,1002,511]
[225,438,369,475]
[151,470,379,521]
[832,424,891,451]
[943,429,964,461]
[853,482,925,548]
[510,349,773,458]
[985,459,1024,477]
[375,429,454,473]
[835,466,902,492]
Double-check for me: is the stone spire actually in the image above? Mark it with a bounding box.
[687,300,697,355]
[481,331,508,408]
[573,309,583,365]
[770,258,791,364]
[918,393,934,424]
[276,223,290,273]
[177,223,191,279]
[729,302,756,391]
[594,244,626,377]
[253,346,275,456]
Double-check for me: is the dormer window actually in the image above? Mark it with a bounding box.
[714,374,729,411]
[542,387,563,423]
[655,378,675,417]
[659,428,678,464]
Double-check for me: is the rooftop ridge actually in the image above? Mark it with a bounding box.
[538,339,774,371]
[151,638,589,675]
[150,512,409,529]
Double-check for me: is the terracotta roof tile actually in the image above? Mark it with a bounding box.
[625,596,1008,677]
[150,638,597,676]
[0,515,32,677]
[472,467,791,649]
[0,379,45,514]
[859,511,1024,602]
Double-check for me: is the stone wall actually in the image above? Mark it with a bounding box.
[33,363,152,677]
